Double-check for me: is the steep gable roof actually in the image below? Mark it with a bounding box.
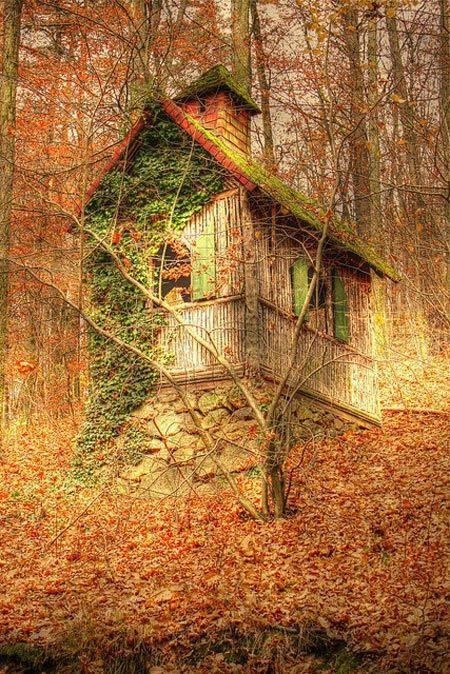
[84,99,400,281]
[162,100,399,280]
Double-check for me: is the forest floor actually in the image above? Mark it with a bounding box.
[0,351,448,673]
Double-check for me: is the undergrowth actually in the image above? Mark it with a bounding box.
[0,626,365,674]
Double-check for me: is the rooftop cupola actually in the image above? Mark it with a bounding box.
[174,65,261,155]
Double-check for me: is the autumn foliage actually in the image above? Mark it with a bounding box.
[1,0,449,671]
[1,365,448,672]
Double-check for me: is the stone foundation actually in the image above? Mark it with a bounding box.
[116,380,360,496]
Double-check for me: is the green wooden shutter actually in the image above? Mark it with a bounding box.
[291,257,309,317]
[332,268,350,342]
[192,219,216,300]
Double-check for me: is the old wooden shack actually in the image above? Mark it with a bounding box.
[85,65,398,427]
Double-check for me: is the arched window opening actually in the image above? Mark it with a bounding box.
[154,241,191,304]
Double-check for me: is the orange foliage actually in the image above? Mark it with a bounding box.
[0,410,447,671]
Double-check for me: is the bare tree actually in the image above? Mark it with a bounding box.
[0,0,24,434]
[438,0,449,288]
[231,0,251,92]
[250,0,276,167]
[130,0,163,85]
[340,2,371,236]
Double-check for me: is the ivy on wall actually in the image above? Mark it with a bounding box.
[75,107,224,474]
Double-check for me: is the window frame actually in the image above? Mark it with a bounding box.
[290,257,351,343]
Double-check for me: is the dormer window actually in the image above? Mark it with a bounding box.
[291,258,350,343]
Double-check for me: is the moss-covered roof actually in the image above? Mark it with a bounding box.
[175,64,261,115]
[84,96,399,281]
[185,113,400,280]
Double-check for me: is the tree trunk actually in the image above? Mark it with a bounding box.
[341,4,371,236]
[367,10,388,355]
[0,0,23,434]
[438,0,450,291]
[385,10,427,229]
[134,0,162,83]
[385,6,429,351]
[250,0,275,167]
[231,0,251,94]
[160,0,189,89]
[367,11,382,236]
[128,0,163,110]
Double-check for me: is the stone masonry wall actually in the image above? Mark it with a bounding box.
[117,380,360,497]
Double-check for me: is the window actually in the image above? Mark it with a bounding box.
[153,220,217,305]
[291,257,309,317]
[291,258,350,343]
[291,258,326,316]
[154,242,191,304]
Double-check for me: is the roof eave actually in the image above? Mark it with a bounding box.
[179,114,399,280]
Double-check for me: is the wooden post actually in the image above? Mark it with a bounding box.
[240,188,260,375]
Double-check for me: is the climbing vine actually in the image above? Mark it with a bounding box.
[75,106,224,474]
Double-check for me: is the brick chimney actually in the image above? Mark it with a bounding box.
[174,65,260,156]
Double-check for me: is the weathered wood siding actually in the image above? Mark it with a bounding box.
[157,191,380,420]
[254,219,379,418]
[256,224,299,313]
[157,189,245,377]
[157,297,245,375]
[183,189,243,297]
[259,301,379,418]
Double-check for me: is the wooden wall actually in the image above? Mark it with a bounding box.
[254,216,379,418]
[157,189,245,380]
[157,296,245,376]
[183,188,243,297]
[156,189,380,421]
[259,301,379,418]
